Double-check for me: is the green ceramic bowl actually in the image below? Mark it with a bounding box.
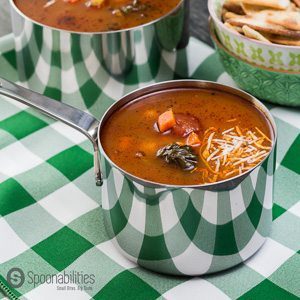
[210,19,300,107]
[208,0,300,73]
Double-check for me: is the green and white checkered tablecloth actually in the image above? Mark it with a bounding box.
[0,33,299,300]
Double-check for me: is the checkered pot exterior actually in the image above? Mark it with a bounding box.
[10,0,188,97]
[101,146,275,276]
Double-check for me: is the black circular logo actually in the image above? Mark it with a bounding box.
[7,268,25,288]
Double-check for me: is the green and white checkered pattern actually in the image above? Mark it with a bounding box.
[101,150,274,275]
[0,33,299,299]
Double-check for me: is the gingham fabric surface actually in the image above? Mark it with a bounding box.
[0,33,299,300]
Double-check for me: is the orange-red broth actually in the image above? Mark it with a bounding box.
[14,0,180,32]
[101,89,272,186]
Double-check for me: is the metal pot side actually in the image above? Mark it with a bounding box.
[98,80,277,276]
[9,0,189,93]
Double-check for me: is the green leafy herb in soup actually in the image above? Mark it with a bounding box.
[101,88,273,186]
[14,0,181,32]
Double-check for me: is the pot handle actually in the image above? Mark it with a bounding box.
[0,77,103,186]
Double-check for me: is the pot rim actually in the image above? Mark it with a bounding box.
[97,79,278,189]
[9,0,184,35]
[207,0,300,51]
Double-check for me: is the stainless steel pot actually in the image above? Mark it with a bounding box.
[0,78,277,275]
[9,0,189,93]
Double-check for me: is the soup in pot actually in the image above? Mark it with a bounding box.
[101,88,273,186]
[13,0,181,32]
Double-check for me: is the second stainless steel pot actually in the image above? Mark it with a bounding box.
[9,0,189,93]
